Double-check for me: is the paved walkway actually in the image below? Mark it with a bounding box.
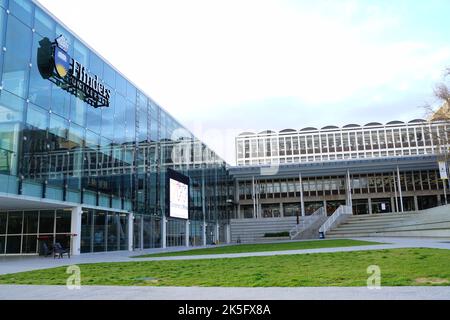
[1,285,449,300]
[1,237,450,276]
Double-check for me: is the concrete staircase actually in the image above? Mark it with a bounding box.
[230,217,299,244]
[326,213,418,238]
[325,205,450,238]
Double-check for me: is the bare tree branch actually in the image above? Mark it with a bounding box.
[434,84,450,104]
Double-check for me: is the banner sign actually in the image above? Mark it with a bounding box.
[439,161,448,180]
[38,35,111,108]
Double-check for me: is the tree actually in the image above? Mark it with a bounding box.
[428,67,450,121]
[424,67,450,204]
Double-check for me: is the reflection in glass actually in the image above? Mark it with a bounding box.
[6,235,21,253]
[2,15,32,98]
[7,211,23,234]
[39,210,54,234]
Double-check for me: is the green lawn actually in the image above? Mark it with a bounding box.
[132,239,382,258]
[1,248,450,287]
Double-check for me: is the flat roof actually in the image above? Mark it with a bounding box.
[229,155,439,180]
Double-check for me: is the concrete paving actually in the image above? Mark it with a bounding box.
[0,285,449,300]
[1,237,450,276]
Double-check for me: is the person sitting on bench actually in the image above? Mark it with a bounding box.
[53,242,70,259]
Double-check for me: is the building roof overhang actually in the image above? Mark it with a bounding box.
[229,155,439,180]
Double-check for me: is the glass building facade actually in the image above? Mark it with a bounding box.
[0,0,232,255]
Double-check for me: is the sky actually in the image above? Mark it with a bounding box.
[38,0,450,165]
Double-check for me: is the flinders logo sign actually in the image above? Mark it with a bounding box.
[38,35,111,108]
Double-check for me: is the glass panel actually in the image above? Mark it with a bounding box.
[7,211,23,234]
[69,122,85,147]
[2,15,31,98]
[106,213,118,251]
[49,113,69,146]
[115,74,126,97]
[103,63,115,88]
[0,211,6,234]
[126,82,136,103]
[69,96,86,126]
[50,84,71,118]
[9,0,33,27]
[0,8,5,77]
[55,209,71,233]
[38,210,54,234]
[86,105,101,134]
[93,211,106,252]
[125,100,135,142]
[26,103,48,129]
[73,40,89,67]
[80,209,92,253]
[0,90,24,176]
[34,6,55,38]
[89,52,103,79]
[29,33,52,108]
[23,211,38,234]
[6,235,21,253]
[119,214,128,250]
[22,181,42,197]
[0,235,5,254]
[101,88,114,139]
[22,234,37,253]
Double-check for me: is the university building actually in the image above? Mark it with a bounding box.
[232,121,450,219]
[0,0,232,256]
[236,120,449,166]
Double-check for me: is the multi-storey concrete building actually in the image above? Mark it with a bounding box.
[232,119,450,220]
[236,120,450,166]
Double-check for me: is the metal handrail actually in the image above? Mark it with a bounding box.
[319,205,353,235]
[289,207,326,239]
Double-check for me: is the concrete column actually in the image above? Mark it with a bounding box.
[397,167,404,213]
[279,202,284,218]
[252,176,256,219]
[70,206,83,256]
[140,216,144,250]
[216,223,220,244]
[368,198,372,215]
[393,172,399,213]
[162,216,167,249]
[443,182,448,205]
[128,213,134,251]
[414,195,419,212]
[202,222,207,246]
[391,196,397,213]
[346,170,353,208]
[185,220,190,248]
[299,173,305,217]
[323,200,327,214]
[226,224,231,244]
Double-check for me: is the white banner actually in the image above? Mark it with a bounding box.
[439,161,448,180]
